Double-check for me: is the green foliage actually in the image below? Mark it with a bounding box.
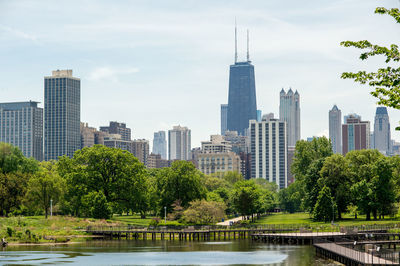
[57,145,148,217]
[341,7,400,129]
[155,161,206,213]
[319,154,350,219]
[230,180,262,218]
[278,182,303,213]
[25,161,65,218]
[312,186,336,222]
[82,191,112,219]
[0,172,30,216]
[182,200,226,225]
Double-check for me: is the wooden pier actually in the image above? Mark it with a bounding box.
[314,242,399,265]
[86,227,291,241]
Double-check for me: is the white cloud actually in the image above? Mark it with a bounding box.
[87,66,139,82]
[0,24,38,42]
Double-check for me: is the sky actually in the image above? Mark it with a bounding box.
[0,0,399,149]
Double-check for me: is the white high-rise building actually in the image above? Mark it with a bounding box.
[249,119,287,189]
[152,131,167,159]
[329,105,342,154]
[279,88,300,147]
[168,125,191,160]
[374,107,391,155]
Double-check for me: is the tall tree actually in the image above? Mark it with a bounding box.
[57,145,148,217]
[319,154,350,219]
[230,180,262,221]
[341,7,400,129]
[312,186,336,222]
[156,161,206,213]
[25,161,65,218]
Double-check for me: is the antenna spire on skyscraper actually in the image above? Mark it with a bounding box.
[247,29,250,62]
[235,18,238,63]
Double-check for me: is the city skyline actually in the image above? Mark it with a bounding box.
[1,0,399,148]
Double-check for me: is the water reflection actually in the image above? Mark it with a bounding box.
[0,240,330,265]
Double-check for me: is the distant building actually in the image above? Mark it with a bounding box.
[329,105,342,154]
[224,131,248,154]
[342,114,370,155]
[197,136,241,175]
[221,104,228,135]
[100,121,131,141]
[279,89,300,147]
[147,153,172,169]
[132,139,149,165]
[374,107,391,155]
[103,134,134,154]
[287,146,295,186]
[168,125,191,160]
[250,119,287,189]
[44,70,80,160]
[344,113,361,124]
[256,110,262,122]
[262,113,274,122]
[0,101,43,161]
[80,122,104,148]
[227,27,257,136]
[152,131,167,159]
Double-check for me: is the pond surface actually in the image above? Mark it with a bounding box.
[0,240,332,265]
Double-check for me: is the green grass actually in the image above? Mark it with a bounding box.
[255,212,400,227]
[0,216,123,244]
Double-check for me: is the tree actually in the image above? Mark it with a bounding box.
[346,150,383,220]
[82,191,112,219]
[156,161,206,214]
[291,137,333,181]
[312,186,336,222]
[303,158,325,212]
[0,172,30,216]
[25,161,65,218]
[278,181,303,213]
[57,145,148,217]
[341,7,400,129]
[182,200,226,224]
[0,142,38,174]
[319,154,351,219]
[230,180,262,221]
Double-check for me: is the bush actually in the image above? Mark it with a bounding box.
[82,191,112,219]
[149,218,160,227]
[182,200,226,225]
[6,227,14,237]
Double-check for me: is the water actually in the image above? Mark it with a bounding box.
[0,240,331,265]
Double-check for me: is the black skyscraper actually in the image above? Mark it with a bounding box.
[227,27,257,136]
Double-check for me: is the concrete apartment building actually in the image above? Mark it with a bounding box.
[0,101,43,161]
[342,114,370,155]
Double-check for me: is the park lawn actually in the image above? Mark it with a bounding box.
[0,216,122,243]
[255,212,400,227]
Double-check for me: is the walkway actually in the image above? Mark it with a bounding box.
[315,242,398,265]
[217,216,244,226]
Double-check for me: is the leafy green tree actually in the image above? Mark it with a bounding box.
[341,7,400,129]
[25,161,65,218]
[312,186,336,222]
[346,150,383,220]
[291,137,333,181]
[57,145,148,217]
[0,172,30,216]
[230,180,262,221]
[319,154,351,219]
[303,158,325,212]
[372,157,396,219]
[156,161,206,213]
[0,142,38,174]
[182,200,226,224]
[82,191,112,219]
[278,181,303,213]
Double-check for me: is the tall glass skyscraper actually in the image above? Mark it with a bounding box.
[152,131,167,159]
[0,101,43,161]
[220,104,228,135]
[44,70,81,160]
[329,105,342,154]
[374,107,391,155]
[227,27,257,136]
[279,89,300,147]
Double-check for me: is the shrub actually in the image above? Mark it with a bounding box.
[182,200,226,225]
[149,218,160,227]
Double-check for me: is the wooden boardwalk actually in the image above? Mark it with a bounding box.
[315,242,399,265]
